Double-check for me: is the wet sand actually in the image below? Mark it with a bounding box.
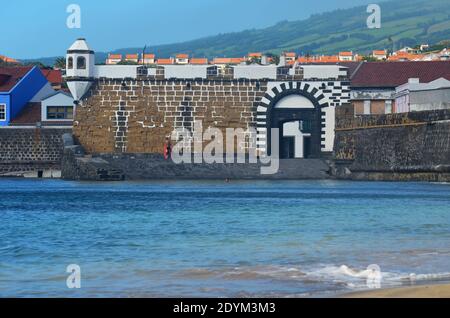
[343,284,450,298]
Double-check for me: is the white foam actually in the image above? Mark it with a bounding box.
[303,264,450,289]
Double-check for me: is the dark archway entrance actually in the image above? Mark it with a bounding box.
[271,108,322,159]
[256,83,330,159]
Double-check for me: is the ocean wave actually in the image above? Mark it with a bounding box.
[176,264,450,290]
[304,264,450,289]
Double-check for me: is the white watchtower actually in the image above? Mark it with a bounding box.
[66,38,95,101]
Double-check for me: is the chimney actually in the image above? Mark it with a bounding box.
[408,78,420,84]
[261,55,268,65]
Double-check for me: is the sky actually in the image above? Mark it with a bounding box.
[0,0,375,59]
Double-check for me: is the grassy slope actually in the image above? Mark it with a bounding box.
[127,0,449,58]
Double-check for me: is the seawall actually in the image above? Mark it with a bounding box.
[333,108,450,182]
[0,127,72,178]
[62,148,331,181]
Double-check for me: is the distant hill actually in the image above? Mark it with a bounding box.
[25,0,450,66]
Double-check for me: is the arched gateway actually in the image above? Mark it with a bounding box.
[256,82,329,159]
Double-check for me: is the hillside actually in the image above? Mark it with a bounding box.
[27,0,450,65]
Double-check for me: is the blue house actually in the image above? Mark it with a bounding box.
[0,66,49,126]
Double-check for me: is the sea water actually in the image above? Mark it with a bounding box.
[0,179,449,297]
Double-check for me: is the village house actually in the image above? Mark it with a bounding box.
[398,46,419,54]
[157,58,175,65]
[139,54,156,65]
[247,52,262,63]
[371,50,388,61]
[298,55,340,63]
[175,54,189,65]
[421,48,450,61]
[350,61,450,115]
[0,66,50,126]
[106,54,122,65]
[125,54,139,63]
[388,51,425,62]
[394,78,450,113]
[283,52,297,64]
[0,66,74,127]
[339,51,354,62]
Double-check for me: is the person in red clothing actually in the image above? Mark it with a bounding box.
[164,137,172,160]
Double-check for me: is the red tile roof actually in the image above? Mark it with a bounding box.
[387,52,425,61]
[0,55,18,63]
[284,52,296,57]
[0,66,33,92]
[372,50,387,55]
[108,54,122,60]
[339,51,353,56]
[298,55,340,63]
[40,69,62,85]
[157,58,174,65]
[142,54,155,59]
[212,57,245,64]
[190,58,208,65]
[351,61,450,88]
[126,54,139,59]
[176,54,189,59]
[248,53,262,58]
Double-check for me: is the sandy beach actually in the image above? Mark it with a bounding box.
[343,284,450,298]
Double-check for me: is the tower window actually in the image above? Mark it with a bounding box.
[77,57,86,70]
[67,57,73,69]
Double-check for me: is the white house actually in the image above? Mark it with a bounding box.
[140,54,156,65]
[339,52,354,62]
[41,91,75,122]
[372,50,388,60]
[106,54,123,65]
[395,78,450,113]
[175,54,189,65]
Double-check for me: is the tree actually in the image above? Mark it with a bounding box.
[265,53,280,65]
[361,56,378,62]
[54,57,66,69]
[117,60,139,65]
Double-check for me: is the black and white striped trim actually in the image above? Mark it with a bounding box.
[256,82,329,154]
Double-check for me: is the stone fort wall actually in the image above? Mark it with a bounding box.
[75,78,268,154]
[333,108,450,181]
[74,77,349,155]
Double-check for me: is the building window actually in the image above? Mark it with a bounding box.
[300,120,312,133]
[67,57,73,69]
[207,66,218,77]
[385,100,393,114]
[0,104,6,121]
[77,57,86,69]
[364,100,371,115]
[47,106,74,120]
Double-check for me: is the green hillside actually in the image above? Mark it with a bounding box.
[27,0,450,65]
[116,0,450,58]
